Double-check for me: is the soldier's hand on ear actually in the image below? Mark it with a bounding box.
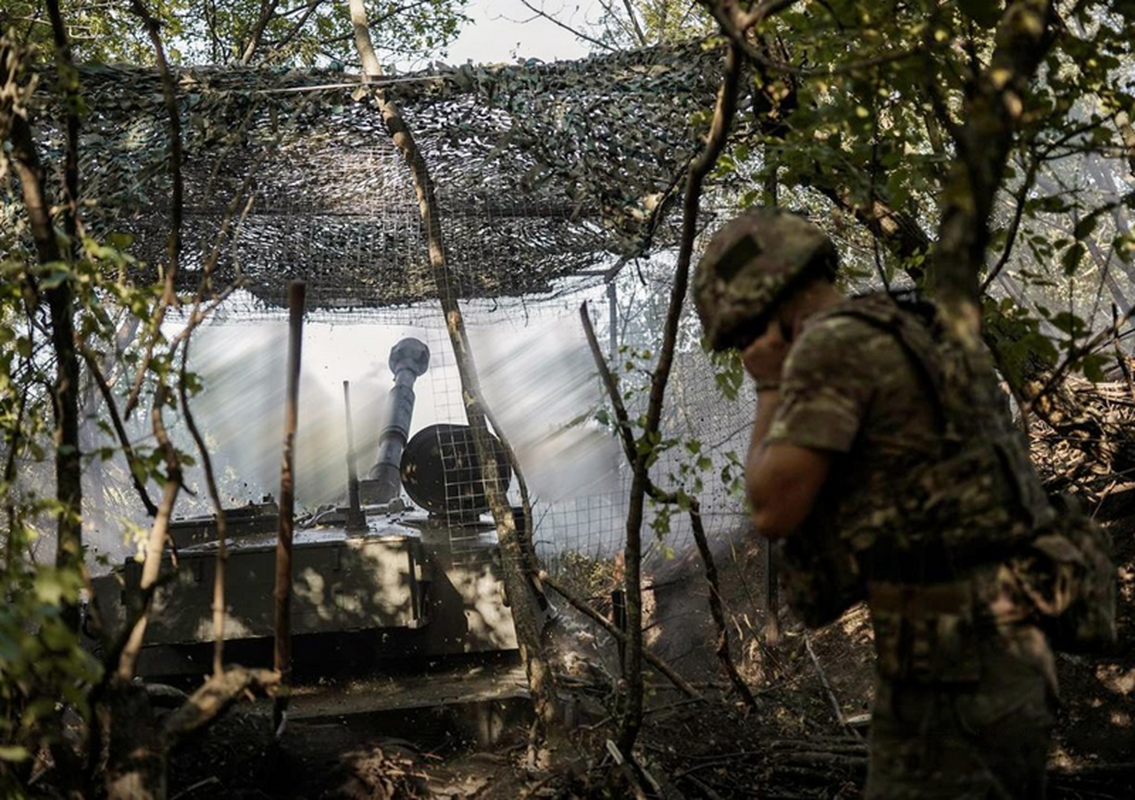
[742,324,790,385]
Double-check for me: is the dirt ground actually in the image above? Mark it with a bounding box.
[161,505,1135,800]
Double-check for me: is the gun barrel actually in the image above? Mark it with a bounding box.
[360,337,430,504]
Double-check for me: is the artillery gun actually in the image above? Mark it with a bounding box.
[89,337,530,677]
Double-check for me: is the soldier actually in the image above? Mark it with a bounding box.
[693,209,1057,798]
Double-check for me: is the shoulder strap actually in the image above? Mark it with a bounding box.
[823,294,953,438]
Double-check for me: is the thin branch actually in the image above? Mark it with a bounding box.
[803,632,861,739]
[688,499,758,709]
[539,573,702,700]
[123,0,184,419]
[980,154,1042,294]
[518,0,618,52]
[177,346,229,676]
[618,38,744,753]
[77,347,159,517]
[579,302,755,708]
[115,386,183,680]
[266,0,326,57]
[580,302,638,463]
[1026,305,1135,415]
[619,0,649,47]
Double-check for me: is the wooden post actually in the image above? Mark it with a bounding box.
[273,281,305,735]
[611,587,627,672]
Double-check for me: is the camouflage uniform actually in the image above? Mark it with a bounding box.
[766,301,1057,799]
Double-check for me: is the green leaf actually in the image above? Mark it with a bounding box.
[1061,242,1085,275]
[958,0,1003,27]
[0,746,30,762]
[39,266,71,289]
[1050,311,1085,337]
[1073,215,1098,240]
[1081,353,1108,383]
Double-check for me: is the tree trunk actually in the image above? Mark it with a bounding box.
[347,0,558,741]
[102,680,166,800]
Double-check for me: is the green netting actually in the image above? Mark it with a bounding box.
[8,40,744,315]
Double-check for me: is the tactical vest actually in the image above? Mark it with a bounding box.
[779,293,1117,656]
[779,293,1051,627]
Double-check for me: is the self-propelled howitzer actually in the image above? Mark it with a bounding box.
[88,337,525,676]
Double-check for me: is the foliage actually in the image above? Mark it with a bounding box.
[1,0,179,64]
[173,0,472,67]
[0,554,102,785]
[2,28,210,793]
[592,0,716,50]
[2,0,470,68]
[727,1,1135,374]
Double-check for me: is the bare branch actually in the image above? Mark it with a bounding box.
[123,0,185,419]
[580,294,756,711]
[539,572,702,700]
[519,0,618,53]
[1026,305,1135,415]
[687,498,758,709]
[979,154,1042,294]
[618,38,744,753]
[116,386,183,680]
[619,0,649,47]
[77,347,159,517]
[177,346,230,676]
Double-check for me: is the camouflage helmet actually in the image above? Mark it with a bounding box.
[694,209,837,351]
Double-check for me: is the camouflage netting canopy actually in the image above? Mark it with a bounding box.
[12,39,743,313]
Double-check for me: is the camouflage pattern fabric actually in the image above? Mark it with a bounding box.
[1011,494,1118,653]
[866,621,1056,800]
[693,209,837,351]
[769,301,941,626]
[765,294,1056,797]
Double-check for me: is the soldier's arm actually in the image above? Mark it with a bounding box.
[746,404,833,540]
[744,317,869,538]
[741,324,830,539]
